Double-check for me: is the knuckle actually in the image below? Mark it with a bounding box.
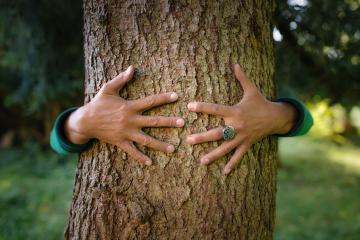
[133,154,144,163]
[146,97,156,107]
[160,142,168,150]
[207,154,215,162]
[142,136,151,146]
[152,117,160,126]
[125,149,135,159]
[171,117,178,126]
[129,100,142,111]
[215,129,223,138]
[228,162,236,169]
[136,155,146,163]
[102,82,111,91]
[116,72,125,80]
[213,104,220,112]
[244,142,252,149]
[224,145,232,152]
[192,136,200,142]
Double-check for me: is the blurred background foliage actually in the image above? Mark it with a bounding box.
[0,0,359,239]
[0,0,83,144]
[275,0,359,105]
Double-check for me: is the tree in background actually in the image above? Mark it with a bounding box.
[65,0,277,239]
[0,0,84,142]
[274,0,360,105]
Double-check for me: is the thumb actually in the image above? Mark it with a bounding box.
[233,64,256,95]
[104,65,135,94]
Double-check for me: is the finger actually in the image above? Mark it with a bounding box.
[130,92,178,112]
[200,139,239,165]
[136,116,185,128]
[234,64,257,93]
[186,127,223,144]
[223,144,250,175]
[120,141,152,166]
[187,102,232,116]
[132,132,175,153]
[104,65,135,94]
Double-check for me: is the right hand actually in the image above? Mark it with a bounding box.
[64,65,184,166]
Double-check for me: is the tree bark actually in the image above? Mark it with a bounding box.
[66,0,277,239]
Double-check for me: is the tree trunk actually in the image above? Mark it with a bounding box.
[66,1,277,239]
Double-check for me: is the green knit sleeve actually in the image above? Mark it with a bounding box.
[50,107,94,154]
[274,98,314,137]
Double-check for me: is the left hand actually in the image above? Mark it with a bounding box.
[186,64,297,174]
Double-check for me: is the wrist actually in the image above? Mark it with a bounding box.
[268,101,297,135]
[64,105,91,144]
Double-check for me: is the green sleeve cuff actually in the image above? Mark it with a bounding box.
[274,98,313,137]
[50,107,94,154]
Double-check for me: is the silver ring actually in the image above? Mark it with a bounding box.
[222,126,236,141]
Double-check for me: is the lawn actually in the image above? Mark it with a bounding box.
[0,143,75,240]
[0,137,359,239]
[275,137,360,240]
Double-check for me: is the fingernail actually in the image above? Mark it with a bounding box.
[186,136,194,144]
[176,118,185,127]
[167,145,175,153]
[126,66,132,73]
[145,160,152,166]
[200,157,208,165]
[187,102,197,110]
[170,92,178,101]
[224,167,231,175]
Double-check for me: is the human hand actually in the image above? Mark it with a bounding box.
[64,66,185,166]
[186,64,297,174]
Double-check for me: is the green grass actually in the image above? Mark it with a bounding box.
[0,143,76,240]
[275,137,360,240]
[0,138,359,239]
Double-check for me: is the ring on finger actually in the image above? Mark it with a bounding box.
[222,125,236,141]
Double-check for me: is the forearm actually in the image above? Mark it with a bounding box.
[269,101,298,135]
[64,106,91,144]
[50,107,94,154]
[271,98,313,137]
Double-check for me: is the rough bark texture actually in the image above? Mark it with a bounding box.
[66,0,277,239]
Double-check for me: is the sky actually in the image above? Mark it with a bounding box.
[287,0,308,6]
